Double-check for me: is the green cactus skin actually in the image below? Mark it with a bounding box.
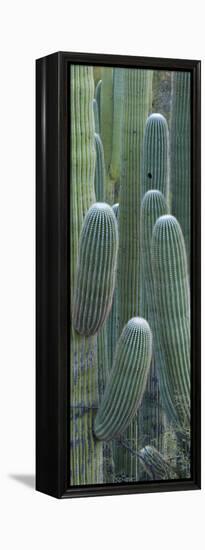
[151,215,190,430]
[70,65,103,485]
[109,69,124,191]
[138,191,168,473]
[141,113,170,204]
[100,68,114,203]
[94,317,152,441]
[95,79,102,130]
[117,69,152,477]
[152,71,172,127]
[170,72,191,264]
[93,98,100,134]
[138,446,178,480]
[118,69,153,332]
[107,203,119,370]
[94,133,106,201]
[73,202,119,336]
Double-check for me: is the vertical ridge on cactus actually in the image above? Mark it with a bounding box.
[94,133,106,201]
[141,113,170,204]
[95,78,102,130]
[100,68,114,203]
[70,65,103,485]
[93,99,100,134]
[138,445,178,480]
[170,72,191,263]
[110,69,124,186]
[151,215,190,429]
[73,202,119,336]
[138,190,168,468]
[107,203,119,370]
[94,318,152,441]
[117,68,153,476]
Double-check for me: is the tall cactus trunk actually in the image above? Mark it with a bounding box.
[116,69,153,478]
[100,67,114,204]
[170,72,191,265]
[138,114,170,477]
[70,65,103,485]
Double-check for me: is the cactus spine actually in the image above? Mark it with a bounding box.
[70,65,103,485]
[94,318,152,441]
[170,72,191,262]
[73,203,119,336]
[138,446,178,480]
[141,113,169,203]
[94,133,106,201]
[151,215,190,429]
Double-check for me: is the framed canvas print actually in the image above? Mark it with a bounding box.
[36,51,201,499]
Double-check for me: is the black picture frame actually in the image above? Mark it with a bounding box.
[36,51,201,499]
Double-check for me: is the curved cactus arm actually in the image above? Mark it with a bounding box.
[73,202,119,336]
[170,71,191,263]
[94,133,106,201]
[138,445,178,480]
[151,215,190,430]
[94,317,152,441]
[107,203,119,370]
[141,113,170,204]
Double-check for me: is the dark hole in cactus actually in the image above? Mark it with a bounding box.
[147,172,152,179]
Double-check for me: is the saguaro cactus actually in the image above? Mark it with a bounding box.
[151,215,190,429]
[152,71,172,126]
[94,318,152,441]
[141,113,169,203]
[170,72,191,263]
[107,203,119,370]
[100,68,113,203]
[138,190,168,464]
[73,202,119,336]
[95,78,102,129]
[93,98,100,134]
[94,133,106,201]
[70,65,103,485]
[109,68,124,196]
[117,68,153,476]
[138,446,178,480]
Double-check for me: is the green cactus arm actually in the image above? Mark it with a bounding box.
[100,67,114,203]
[107,203,119,370]
[94,133,106,202]
[93,99,100,134]
[94,317,152,441]
[138,445,178,480]
[94,78,102,130]
[70,65,103,485]
[141,113,170,204]
[151,215,190,429]
[170,71,191,264]
[109,68,124,185]
[73,202,119,336]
